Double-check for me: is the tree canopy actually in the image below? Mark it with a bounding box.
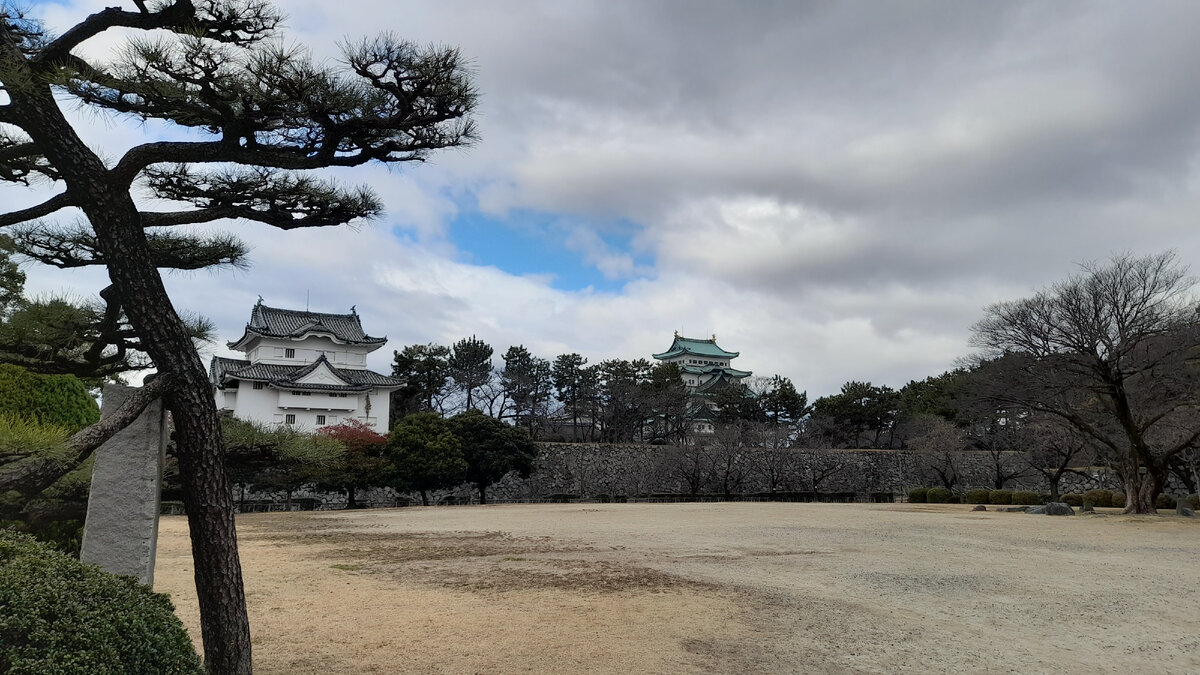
[386,412,466,506]
[448,410,537,504]
[969,251,1200,513]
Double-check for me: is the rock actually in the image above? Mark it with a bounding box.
[971,504,987,511]
[1027,502,1074,516]
[1177,501,1197,518]
[997,506,1030,512]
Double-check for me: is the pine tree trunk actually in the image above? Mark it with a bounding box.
[12,89,253,674]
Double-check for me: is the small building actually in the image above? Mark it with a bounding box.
[652,332,751,393]
[210,301,403,430]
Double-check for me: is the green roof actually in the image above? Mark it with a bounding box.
[653,335,739,360]
[680,364,752,378]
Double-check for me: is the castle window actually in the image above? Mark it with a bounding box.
[284,348,295,358]
[298,391,311,396]
[253,382,265,390]
[284,414,296,425]
[316,415,326,425]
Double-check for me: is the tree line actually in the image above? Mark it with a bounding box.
[383,253,1200,516]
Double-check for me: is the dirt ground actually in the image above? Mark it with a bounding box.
[154,503,1199,674]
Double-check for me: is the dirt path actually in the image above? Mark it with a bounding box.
[154,503,1200,673]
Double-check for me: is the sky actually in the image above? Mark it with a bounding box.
[9,0,1200,398]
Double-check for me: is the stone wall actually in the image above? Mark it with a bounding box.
[471,443,1127,501]
[222,442,1192,509]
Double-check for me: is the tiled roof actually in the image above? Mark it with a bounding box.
[210,356,250,387]
[227,303,386,348]
[209,354,402,392]
[653,335,740,360]
[679,364,752,378]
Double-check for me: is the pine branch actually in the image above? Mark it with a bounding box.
[140,165,382,229]
[9,222,249,270]
[0,133,60,184]
[0,192,74,228]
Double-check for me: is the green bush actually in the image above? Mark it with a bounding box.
[947,494,961,504]
[1109,491,1126,509]
[1083,489,1112,508]
[1061,493,1083,507]
[1011,491,1042,505]
[1155,494,1177,510]
[0,364,98,432]
[988,490,1013,505]
[908,487,928,503]
[1188,495,1199,510]
[926,487,952,503]
[965,489,991,504]
[0,530,202,674]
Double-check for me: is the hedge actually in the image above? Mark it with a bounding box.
[1155,494,1177,510]
[988,490,1012,505]
[1110,491,1126,509]
[908,487,928,503]
[965,489,991,504]
[926,487,952,503]
[1083,489,1112,508]
[1011,491,1042,506]
[1061,493,1083,507]
[0,529,202,674]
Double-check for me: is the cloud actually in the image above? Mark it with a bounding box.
[9,0,1200,399]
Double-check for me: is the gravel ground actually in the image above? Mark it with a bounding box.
[154,503,1200,674]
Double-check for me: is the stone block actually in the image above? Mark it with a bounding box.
[80,384,167,585]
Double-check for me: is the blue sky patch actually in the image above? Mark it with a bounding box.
[444,208,654,292]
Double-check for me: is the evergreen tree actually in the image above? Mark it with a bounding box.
[449,410,536,504]
[390,343,451,421]
[551,353,589,441]
[448,336,493,411]
[0,3,476,669]
[386,412,466,506]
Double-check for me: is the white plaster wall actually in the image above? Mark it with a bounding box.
[244,336,373,369]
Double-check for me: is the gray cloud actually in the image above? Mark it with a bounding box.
[10,0,1200,397]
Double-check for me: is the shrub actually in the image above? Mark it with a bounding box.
[1188,495,1199,510]
[965,489,991,504]
[947,494,961,504]
[1155,494,1177,510]
[1083,489,1112,508]
[0,364,99,432]
[926,487,952,503]
[1109,491,1126,509]
[1061,493,1083,507]
[0,530,202,674]
[1011,491,1042,505]
[908,487,928,503]
[988,490,1013,505]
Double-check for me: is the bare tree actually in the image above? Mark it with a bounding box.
[1018,414,1095,501]
[0,3,475,671]
[905,414,967,490]
[970,252,1200,513]
[797,450,845,500]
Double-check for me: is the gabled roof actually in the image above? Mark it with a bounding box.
[210,354,402,392]
[227,302,386,349]
[653,334,739,361]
